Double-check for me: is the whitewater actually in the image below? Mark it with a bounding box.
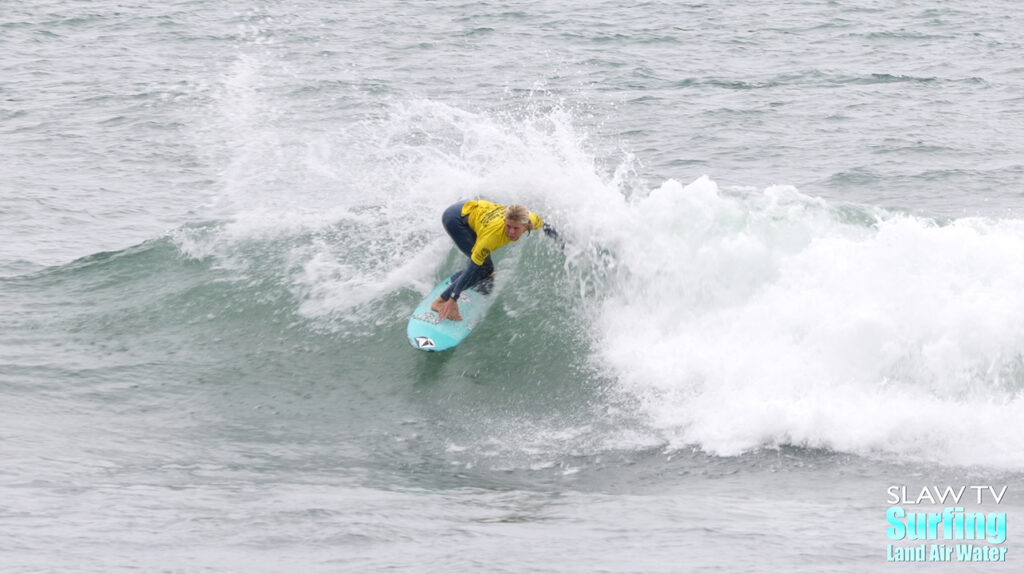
[2,1,1023,572]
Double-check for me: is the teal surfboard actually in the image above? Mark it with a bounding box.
[407,275,496,351]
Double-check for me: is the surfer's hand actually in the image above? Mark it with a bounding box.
[542,223,565,251]
[437,298,462,321]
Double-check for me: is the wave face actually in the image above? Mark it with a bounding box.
[8,95,1023,475]
[186,85,1024,470]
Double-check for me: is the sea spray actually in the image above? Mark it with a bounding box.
[590,176,1024,466]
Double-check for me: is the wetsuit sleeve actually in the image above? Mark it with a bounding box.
[542,222,564,251]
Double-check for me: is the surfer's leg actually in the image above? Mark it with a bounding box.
[438,202,489,301]
[441,201,476,258]
[441,259,484,300]
[473,257,496,294]
[448,256,490,284]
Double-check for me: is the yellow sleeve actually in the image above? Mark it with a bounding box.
[470,244,492,266]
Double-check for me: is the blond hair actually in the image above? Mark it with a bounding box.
[505,204,531,226]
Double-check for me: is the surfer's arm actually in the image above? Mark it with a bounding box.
[542,223,565,251]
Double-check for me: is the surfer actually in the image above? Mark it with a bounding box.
[431,199,560,321]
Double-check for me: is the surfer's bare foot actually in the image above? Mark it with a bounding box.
[432,297,462,321]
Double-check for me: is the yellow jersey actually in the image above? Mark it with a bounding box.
[461,200,544,265]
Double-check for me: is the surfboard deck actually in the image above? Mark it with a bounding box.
[407,274,496,352]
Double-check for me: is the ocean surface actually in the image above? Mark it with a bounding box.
[2,1,1023,572]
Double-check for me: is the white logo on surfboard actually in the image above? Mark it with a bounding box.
[412,313,441,325]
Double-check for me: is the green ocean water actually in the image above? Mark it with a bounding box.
[3,1,1024,572]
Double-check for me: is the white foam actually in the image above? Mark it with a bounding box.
[592,177,1024,468]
